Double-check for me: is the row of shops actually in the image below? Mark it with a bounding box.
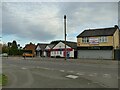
[77,25,120,60]
[36,41,77,59]
[24,25,120,60]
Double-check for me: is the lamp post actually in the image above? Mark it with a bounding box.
[64,15,67,60]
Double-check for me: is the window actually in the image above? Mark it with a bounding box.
[99,36,107,42]
[82,37,89,43]
[82,38,84,43]
[104,37,107,42]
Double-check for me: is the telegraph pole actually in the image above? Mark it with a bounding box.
[64,15,67,60]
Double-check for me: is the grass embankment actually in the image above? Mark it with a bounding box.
[0,74,8,86]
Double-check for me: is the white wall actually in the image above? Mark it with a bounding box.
[51,42,74,58]
[51,50,74,58]
[45,46,50,49]
[44,45,50,57]
[36,45,41,51]
[43,51,46,57]
[69,49,74,57]
[51,51,63,57]
[53,42,71,49]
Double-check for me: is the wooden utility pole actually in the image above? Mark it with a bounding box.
[64,15,67,60]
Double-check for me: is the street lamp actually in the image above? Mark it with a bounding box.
[64,15,67,60]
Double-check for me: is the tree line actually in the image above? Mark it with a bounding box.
[2,40,23,56]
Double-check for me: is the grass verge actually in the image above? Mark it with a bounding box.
[0,74,8,86]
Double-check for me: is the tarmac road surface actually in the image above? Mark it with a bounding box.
[2,57,119,88]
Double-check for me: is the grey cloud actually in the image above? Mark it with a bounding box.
[2,2,56,41]
[0,2,2,36]
[2,2,118,43]
[57,2,118,34]
[118,1,120,27]
[2,0,120,2]
[2,16,56,42]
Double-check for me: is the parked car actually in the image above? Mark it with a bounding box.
[0,53,8,57]
[22,53,34,57]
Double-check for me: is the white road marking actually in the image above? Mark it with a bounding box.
[43,68,50,70]
[66,75,79,79]
[76,72,84,76]
[41,67,54,71]
[21,67,27,70]
[89,74,94,76]
[93,73,97,76]
[89,73,97,77]
[31,67,55,71]
[36,66,40,68]
[88,83,90,85]
[60,70,65,72]
[67,71,74,73]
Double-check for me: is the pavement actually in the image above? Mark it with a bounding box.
[6,56,118,64]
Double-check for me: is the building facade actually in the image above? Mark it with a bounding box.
[36,43,48,57]
[44,44,55,57]
[77,25,120,60]
[23,42,36,56]
[49,40,77,58]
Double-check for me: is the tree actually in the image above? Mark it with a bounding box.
[7,40,18,55]
[0,44,2,54]
[11,40,18,55]
[12,40,18,49]
[6,40,23,56]
[2,44,9,53]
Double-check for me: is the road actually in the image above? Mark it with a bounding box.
[2,57,119,88]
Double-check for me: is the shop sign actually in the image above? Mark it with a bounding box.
[89,38,99,44]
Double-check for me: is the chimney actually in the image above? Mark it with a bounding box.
[114,25,119,29]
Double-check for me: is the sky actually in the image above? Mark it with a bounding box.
[1,0,120,47]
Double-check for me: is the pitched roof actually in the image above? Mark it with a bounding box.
[50,40,77,49]
[45,44,55,50]
[37,43,49,50]
[48,44,55,49]
[24,43,36,50]
[77,25,119,38]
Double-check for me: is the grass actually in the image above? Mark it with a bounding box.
[0,74,8,86]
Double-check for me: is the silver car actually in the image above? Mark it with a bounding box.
[0,53,8,57]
